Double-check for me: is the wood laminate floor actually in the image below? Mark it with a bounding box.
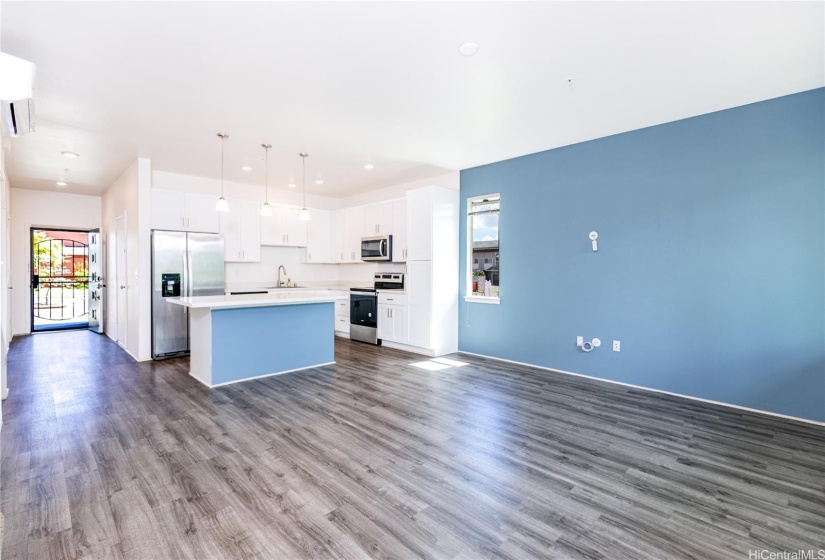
[1,331,823,560]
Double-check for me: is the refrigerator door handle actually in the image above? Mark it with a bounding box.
[181,251,192,300]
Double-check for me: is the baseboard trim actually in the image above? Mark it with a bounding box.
[381,340,436,356]
[458,350,825,428]
[188,361,337,389]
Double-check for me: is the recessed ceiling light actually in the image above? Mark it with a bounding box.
[459,43,479,57]
[56,181,67,187]
[315,179,324,185]
[241,166,252,172]
[364,163,374,170]
[288,183,296,188]
[61,151,80,158]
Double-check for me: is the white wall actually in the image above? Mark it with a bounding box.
[0,149,10,405]
[9,188,102,336]
[102,158,152,361]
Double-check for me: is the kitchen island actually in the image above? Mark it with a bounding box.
[167,291,348,387]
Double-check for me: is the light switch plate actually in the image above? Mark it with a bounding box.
[613,340,621,352]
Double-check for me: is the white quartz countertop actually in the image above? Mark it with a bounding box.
[224,285,357,295]
[167,291,348,310]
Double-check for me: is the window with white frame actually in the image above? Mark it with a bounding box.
[467,194,500,300]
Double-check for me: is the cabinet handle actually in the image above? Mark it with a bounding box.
[351,251,355,260]
[340,252,343,261]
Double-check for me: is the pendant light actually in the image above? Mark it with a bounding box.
[215,132,230,212]
[260,143,273,217]
[299,152,310,221]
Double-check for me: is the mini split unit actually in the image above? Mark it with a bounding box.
[0,52,36,137]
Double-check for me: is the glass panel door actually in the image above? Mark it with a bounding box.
[31,228,90,332]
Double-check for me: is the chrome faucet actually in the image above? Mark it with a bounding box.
[277,265,287,288]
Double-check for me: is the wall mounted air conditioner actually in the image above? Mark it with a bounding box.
[0,52,36,137]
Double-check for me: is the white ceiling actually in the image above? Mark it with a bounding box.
[1,1,823,198]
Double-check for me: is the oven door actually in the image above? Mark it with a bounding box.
[361,236,392,261]
[350,293,377,328]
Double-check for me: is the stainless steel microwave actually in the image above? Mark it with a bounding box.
[361,235,392,261]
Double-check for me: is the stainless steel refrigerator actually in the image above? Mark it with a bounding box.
[151,230,225,359]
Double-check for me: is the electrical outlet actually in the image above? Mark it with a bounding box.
[613,340,621,352]
[576,336,583,347]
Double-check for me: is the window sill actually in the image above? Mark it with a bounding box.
[464,295,500,305]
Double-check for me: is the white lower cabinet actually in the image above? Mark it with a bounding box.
[378,292,408,344]
[378,304,407,343]
[333,293,350,335]
[407,304,431,349]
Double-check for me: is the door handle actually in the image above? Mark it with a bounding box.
[119,285,126,289]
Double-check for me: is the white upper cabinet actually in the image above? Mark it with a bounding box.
[392,198,407,262]
[333,210,346,263]
[406,187,433,261]
[261,206,308,247]
[343,206,365,262]
[185,193,222,233]
[305,209,333,263]
[281,207,309,247]
[151,189,185,229]
[221,198,261,262]
[364,201,394,236]
[151,189,220,233]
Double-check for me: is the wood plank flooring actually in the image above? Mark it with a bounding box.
[1,330,823,559]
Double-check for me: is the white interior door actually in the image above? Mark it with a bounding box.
[115,214,127,346]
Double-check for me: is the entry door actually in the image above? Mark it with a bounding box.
[88,229,104,334]
[115,214,127,346]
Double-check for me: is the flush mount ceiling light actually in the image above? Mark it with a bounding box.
[260,143,272,217]
[459,42,479,57]
[314,179,324,185]
[61,151,80,158]
[288,183,296,188]
[299,153,310,221]
[215,132,230,212]
[56,167,69,186]
[241,165,252,172]
[364,163,374,170]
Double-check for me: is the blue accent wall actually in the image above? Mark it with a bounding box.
[459,88,825,422]
[211,302,335,385]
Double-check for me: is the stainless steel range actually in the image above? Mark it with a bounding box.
[350,273,404,345]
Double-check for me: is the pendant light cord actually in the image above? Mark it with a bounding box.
[221,137,225,198]
[302,154,307,208]
[264,146,269,203]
